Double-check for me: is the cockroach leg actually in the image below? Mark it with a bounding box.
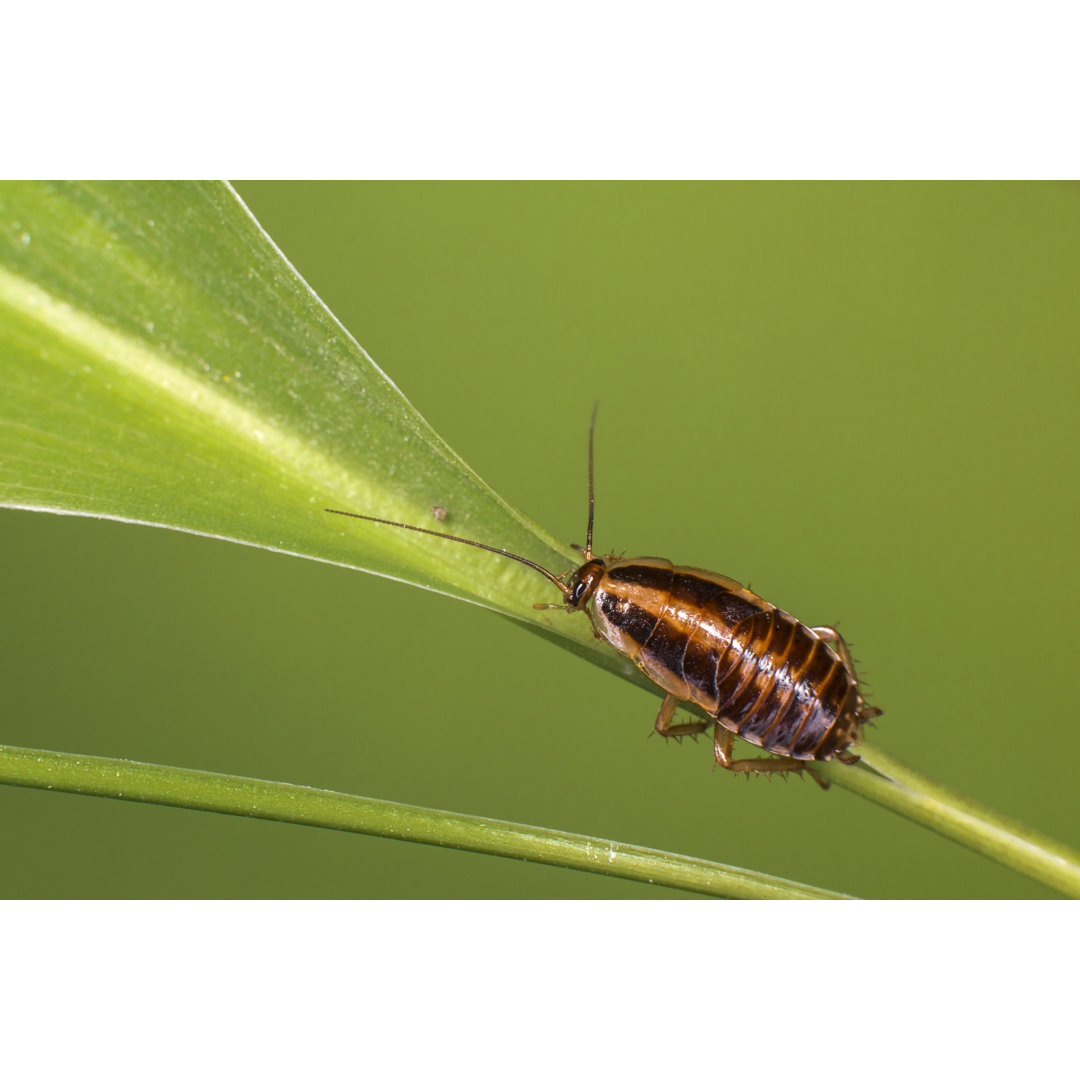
[813,625,881,725]
[811,625,857,677]
[713,723,829,789]
[651,692,709,742]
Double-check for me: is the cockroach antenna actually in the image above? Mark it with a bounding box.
[323,508,571,596]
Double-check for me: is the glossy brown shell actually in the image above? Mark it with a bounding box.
[587,557,859,760]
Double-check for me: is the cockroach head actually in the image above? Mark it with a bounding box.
[565,559,606,610]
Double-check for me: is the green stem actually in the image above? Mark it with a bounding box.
[0,743,849,900]
[815,744,1080,897]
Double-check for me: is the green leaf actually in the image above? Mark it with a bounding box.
[0,180,640,687]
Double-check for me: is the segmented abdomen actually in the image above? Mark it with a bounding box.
[590,557,857,760]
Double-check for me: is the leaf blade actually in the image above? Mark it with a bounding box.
[0,180,611,655]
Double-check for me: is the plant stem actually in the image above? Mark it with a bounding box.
[814,744,1080,897]
[0,743,849,900]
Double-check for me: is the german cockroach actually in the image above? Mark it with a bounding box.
[326,408,879,787]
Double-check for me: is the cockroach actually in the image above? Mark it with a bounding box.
[326,407,879,787]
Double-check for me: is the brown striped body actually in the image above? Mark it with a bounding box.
[580,557,860,761]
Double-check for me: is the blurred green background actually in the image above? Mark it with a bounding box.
[2,182,1077,898]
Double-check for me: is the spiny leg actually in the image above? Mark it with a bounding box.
[811,625,882,722]
[811,624,858,677]
[713,724,830,790]
[652,692,709,742]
